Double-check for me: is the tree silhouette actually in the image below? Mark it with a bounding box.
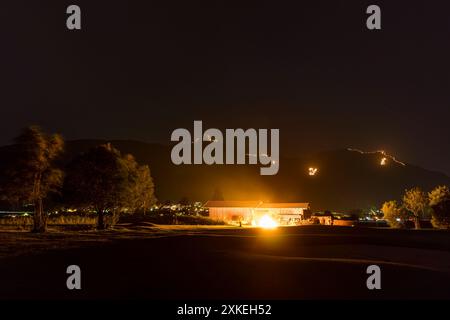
[3,126,64,232]
[429,185,450,229]
[64,143,155,229]
[65,144,127,229]
[122,154,156,214]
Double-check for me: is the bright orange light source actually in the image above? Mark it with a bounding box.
[308,167,318,176]
[258,214,278,229]
[380,157,387,166]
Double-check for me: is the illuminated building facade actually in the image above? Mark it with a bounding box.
[205,201,310,226]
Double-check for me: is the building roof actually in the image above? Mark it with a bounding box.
[262,203,310,209]
[204,201,261,208]
[205,201,309,209]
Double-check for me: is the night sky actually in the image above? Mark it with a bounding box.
[1,1,449,174]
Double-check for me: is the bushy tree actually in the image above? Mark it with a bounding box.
[64,143,156,229]
[402,187,429,229]
[64,144,127,229]
[381,200,404,228]
[429,185,450,229]
[122,154,156,214]
[2,126,64,232]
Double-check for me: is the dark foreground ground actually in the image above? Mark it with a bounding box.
[1,225,450,299]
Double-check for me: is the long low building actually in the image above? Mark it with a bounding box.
[205,200,311,226]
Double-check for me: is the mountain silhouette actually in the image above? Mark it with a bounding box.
[1,140,449,212]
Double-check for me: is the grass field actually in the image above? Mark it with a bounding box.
[1,225,450,299]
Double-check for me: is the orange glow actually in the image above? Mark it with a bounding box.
[380,157,387,165]
[308,167,318,176]
[257,214,278,229]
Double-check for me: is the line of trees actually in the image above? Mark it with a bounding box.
[382,186,450,229]
[0,126,156,232]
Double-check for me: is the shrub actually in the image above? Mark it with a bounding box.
[381,200,404,228]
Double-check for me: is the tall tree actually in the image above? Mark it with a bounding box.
[64,143,127,229]
[402,187,429,229]
[3,126,64,232]
[429,185,450,229]
[64,144,156,229]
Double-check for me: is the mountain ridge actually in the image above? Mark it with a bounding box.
[1,139,449,211]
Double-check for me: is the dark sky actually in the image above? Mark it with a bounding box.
[1,0,449,174]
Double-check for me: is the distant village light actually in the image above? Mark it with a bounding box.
[380,157,387,166]
[308,167,318,176]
